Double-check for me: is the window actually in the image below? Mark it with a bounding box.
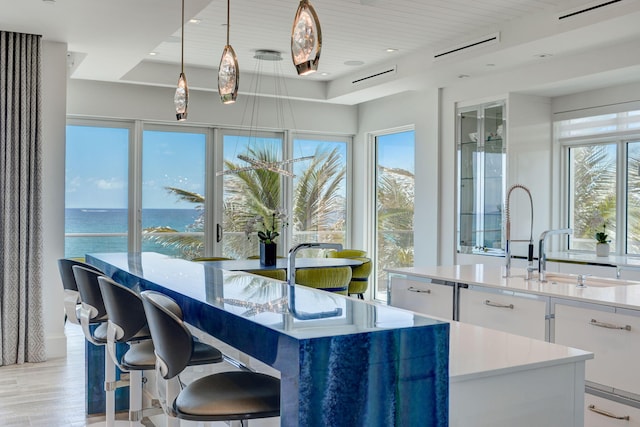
[561,110,640,255]
[374,130,415,299]
[291,136,347,247]
[65,124,130,258]
[141,129,206,258]
[66,120,351,261]
[219,131,349,258]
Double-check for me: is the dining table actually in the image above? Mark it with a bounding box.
[199,256,363,273]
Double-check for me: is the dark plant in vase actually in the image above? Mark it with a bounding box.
[245,209,288,265]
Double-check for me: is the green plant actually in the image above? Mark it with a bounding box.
[245,209,288,244]
[595,223,610,244]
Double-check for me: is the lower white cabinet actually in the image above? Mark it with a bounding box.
[458,285,548,340]
[554,301,640,397]
[388,275,454,320]
[585,394,640,427]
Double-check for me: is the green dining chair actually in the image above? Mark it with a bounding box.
[327,249,372,299]
[294,266,352,295]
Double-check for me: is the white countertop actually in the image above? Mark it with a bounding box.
[448,320,591,382]
[388,264,595,382]
[388,264,640,311]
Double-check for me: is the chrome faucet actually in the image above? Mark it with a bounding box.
[538,228,573,282]
[616,265,640,279]
[504,184,534,278]
[287,242,343,285]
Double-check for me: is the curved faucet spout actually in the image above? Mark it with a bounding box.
[538,228,573,282]
[504,184,534,277]
[287,242,343,285]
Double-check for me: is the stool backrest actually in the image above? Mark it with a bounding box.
[140,291,192,379]
[58,258,101,292]
[98,276,148,342]
[73,265,108,321]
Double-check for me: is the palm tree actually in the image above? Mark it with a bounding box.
[572,145,616,249]
[292,146,346,245]
[376,165,415,285]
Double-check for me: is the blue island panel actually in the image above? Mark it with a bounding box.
[87,252,449,426]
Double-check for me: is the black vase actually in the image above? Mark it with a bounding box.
[260,242,277,266]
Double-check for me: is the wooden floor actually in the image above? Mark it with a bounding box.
[0,323,280,427]
[0,323,88,426]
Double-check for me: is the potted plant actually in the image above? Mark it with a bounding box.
[245,209,287,266]
[595,223,611,257]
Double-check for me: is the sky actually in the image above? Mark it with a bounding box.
[66,125,414,209]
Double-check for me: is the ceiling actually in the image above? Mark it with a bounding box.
[2,0,640,104]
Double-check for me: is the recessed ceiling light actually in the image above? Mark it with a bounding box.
[42,0,55,3]
[458,74,470,79]
[189,18,201,24]
[320,72,330,76]
[386,48,398,53]
[486,63,495,67]
[534,53,553,58]
[344,60,364,66]
[149,52,158,56]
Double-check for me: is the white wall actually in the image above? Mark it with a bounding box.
[42,40,68,358]
[67,79,357,135]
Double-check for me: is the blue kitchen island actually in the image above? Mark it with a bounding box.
[87,252,449,427]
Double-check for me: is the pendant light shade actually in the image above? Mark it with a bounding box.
[218,0,239,104]
[174,0,188,121]
[291,0,322,76]
[175,72,188,120]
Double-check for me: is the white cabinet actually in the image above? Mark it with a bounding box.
[458,285,548,340]
[585,394,640,427]
[388,275,455,320]
[554,301,640,397]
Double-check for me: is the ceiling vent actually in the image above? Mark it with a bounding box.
[351,65,397,85]
[558,0,622,20]
[433,32,500,60]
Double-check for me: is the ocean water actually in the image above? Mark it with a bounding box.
[64,208,202,258]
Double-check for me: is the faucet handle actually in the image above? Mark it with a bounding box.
[577,274,590,288]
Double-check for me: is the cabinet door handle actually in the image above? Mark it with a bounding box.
[588,404,630,420]
[590,319,632,331]
[484,299,514,309]
[408,287,431,294]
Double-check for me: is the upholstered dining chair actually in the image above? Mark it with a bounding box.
[327,249,373,299]
[294,266,352,295]
[140,290,281,427]
[97,276,224,425]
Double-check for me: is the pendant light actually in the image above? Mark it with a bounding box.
[174,0,188,121]
[290,0,322,76]
[218,0,239,104]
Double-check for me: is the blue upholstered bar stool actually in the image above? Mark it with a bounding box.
[97,276,225,426]
[140,290,281,427]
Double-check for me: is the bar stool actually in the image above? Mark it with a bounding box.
[72,264,130,427]
[97,276,225,425]
[140,290,281,427]
[57,258,102,325]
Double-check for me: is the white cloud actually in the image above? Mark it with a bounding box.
[95,178,125,190]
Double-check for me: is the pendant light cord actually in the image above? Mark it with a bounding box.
[226,0,230,46]
[181,0,185,74]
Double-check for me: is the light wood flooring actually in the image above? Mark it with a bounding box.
[0,323,90,426]
[0,323,280,427]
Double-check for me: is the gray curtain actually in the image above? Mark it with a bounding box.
[0,31,46,365]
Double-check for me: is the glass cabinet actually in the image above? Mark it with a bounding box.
[457,101,506,255]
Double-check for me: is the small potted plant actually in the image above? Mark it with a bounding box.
[594,223,611,257]
[245,208,288,266]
